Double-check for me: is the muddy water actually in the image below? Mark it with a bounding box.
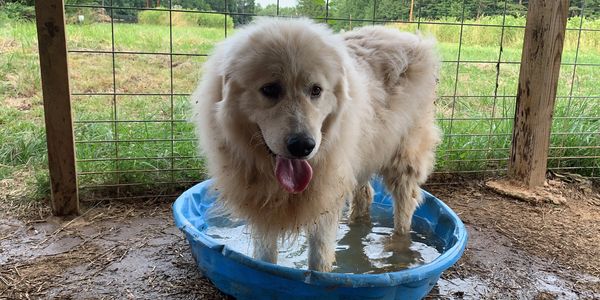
[204,205,443,274]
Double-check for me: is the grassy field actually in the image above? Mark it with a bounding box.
[1,17,598,201]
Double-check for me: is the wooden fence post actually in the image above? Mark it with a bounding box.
[508,0,569,188]
[35,0,80,215]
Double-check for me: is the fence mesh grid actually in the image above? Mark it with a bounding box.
[63,0,599,201]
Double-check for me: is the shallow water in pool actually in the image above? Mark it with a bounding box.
[204,205,444,274]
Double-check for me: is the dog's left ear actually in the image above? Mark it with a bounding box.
[334,67,351,108]
[322,66,350,136]
[223,72,232,87]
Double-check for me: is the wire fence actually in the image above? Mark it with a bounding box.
[63,0,599,201]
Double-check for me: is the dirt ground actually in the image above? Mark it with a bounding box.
[426,173,600,299]
[1,173,599,299]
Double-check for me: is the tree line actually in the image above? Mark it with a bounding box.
[3,0,600,25]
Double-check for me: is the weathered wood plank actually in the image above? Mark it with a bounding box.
[35,0,79,215]
[509,0,569,188]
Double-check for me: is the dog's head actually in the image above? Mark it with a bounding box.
[216,19,349,193]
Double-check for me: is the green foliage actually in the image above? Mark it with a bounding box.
[61,0,253,25]
[297,0,326,18]
[376,0,410,21]
[0,2,35,21]
[0,109,47,168]
[0,10,7,25]
[110,0,145,22]
[255,4,299,17]
[31,169,51,200]
[569,0,600,18]
[62,0,145,22]
[384,15,600,53]
[204,0,255,26]
[389,16,526,47]
[138,9,234,29]
[142,0,256,27]
[64,7,113,25]
[412,0,527,19]
[197,12,234,29]
[329,0,529,27]
[138,9,195,26]
[172,0,210,10]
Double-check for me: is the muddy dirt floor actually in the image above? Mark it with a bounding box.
[1,173,599,299]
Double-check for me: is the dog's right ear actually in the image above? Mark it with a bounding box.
[221,72,232,102]
[221,72,243,105]
[212,72,231,103]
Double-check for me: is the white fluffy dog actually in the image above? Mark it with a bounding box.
[192,18,440,272]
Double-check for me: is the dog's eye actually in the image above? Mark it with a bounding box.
[310,85,322,99]
[260,83,282,99]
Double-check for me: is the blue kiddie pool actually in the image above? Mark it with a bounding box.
[173,178,468,300]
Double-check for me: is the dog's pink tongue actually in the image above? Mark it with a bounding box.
[275,156,313,194]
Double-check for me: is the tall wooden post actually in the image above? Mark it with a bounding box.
[35,0,80,215]
[509,0,569,188]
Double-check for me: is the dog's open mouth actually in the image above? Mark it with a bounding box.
[260,131,313,194]
[274,156,313,194]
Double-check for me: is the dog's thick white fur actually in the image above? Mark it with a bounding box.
[191,18,440,272]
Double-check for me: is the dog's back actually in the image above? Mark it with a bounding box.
[340,27,440,184]
[343,26,439,95]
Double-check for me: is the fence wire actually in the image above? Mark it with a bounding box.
[63,0,599,200]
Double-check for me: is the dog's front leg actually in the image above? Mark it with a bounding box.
[308,211,339,272]
[349,182,374,224]
[252,233,278,264]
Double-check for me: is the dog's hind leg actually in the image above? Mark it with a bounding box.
[252,234,278,264]
[381,143,433,235]
[382,163,421,235]
[308,211,339,272]
[349,182,373,224]
[382,117,439,234]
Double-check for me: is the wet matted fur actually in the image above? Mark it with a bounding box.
[191,18,440,272]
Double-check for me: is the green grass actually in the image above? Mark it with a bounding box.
[1,17,598,201]
[138,9,234,29]
[388,16,600,54]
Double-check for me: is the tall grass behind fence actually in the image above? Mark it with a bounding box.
[390,16,600,52]
[138,9,235,28]
[3,0,596,201]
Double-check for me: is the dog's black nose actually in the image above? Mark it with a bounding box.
[287,134,315,158]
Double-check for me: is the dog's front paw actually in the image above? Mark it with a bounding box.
[308,242,336,272]
[252,235,278,264]
[308,256,335,272]
[308,213,338,272]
